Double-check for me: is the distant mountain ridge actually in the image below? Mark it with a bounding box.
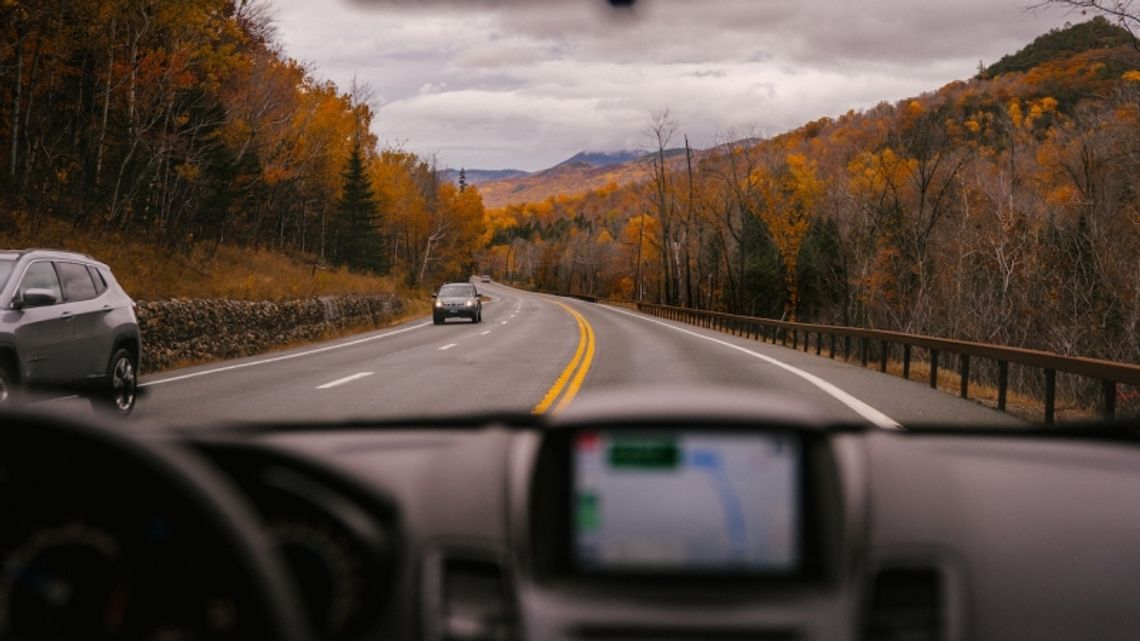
[446,149,658,207]
[440,168,529,186]
[555,150,647,168]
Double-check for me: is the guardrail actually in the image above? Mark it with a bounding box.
[636,302,1140,425]
[550,291,599,303]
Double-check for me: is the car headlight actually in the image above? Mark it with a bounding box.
[464,300,475,307]
[435,300,443,308]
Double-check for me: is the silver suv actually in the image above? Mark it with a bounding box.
[0,249,140,415]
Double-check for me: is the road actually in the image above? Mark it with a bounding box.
[40,282,1024,429]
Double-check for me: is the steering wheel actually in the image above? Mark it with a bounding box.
[0,410,310,641]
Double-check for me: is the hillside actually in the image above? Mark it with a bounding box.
[479,18,1140,381]
[0,213,405,302]
[983,15,1134,77]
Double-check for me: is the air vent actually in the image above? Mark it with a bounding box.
[862,567,943,641]
[440,557,519,641]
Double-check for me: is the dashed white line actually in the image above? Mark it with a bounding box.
[439,343,458,351]
[480,330,492,336]
[501,321,509,325]
[316,371,373,390]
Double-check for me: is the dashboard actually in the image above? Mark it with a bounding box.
[2,387,1139,641]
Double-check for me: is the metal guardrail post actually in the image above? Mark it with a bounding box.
[998,361,1009,411]
[861,338,869,367]
[930,349,939,388]
[903,344,912,379]
[1104,380,1116,419]
[1045,368,1056,426]
[879,341,889,372]
[960,354,970,399]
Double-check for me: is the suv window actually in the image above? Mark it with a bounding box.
[87,265,108,295]
[57,261,98,301]
[19,262,63,302]
[0,258,14,290]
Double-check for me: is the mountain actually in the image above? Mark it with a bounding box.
[555,150,647,168]
[982,15,1135,78]
[441,168,530,187]
[442,151,644,195]
[476,149,683,208]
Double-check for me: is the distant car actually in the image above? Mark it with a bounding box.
[480,275,491,283]
[433,282,482,324]
[0,249,140,415]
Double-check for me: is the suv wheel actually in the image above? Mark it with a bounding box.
[92,348,138,416]
[0,361,16,409]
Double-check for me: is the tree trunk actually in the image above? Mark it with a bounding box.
[9,21,24,184]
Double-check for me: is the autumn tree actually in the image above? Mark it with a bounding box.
[754,153,824,320]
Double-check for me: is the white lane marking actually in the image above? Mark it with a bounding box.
[439,343,458,351]
[316,371,373,390]
[604,306,902,430]
[480,330,492,336]
[501,320,509,325]
[142,322,432,387]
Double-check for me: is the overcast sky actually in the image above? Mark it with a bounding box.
[267,0,1073,171]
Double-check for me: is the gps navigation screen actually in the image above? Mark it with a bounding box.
[572,431,801,573]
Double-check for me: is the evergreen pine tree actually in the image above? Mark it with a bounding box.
[458,167,468,193]
[336,139,387,273]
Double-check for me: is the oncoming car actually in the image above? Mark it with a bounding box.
[432,282,483,324]
[0,249,140,415]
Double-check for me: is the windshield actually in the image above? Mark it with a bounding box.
[438,285,475,298]
[0,0,1136,429]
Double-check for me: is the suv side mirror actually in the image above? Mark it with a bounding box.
[14,288,60,309]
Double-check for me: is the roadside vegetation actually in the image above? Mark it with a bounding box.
[483,18,1140,374]
[0,0,486,294]
[0,212,409,301]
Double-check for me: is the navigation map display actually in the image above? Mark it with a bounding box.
[572,431,801,573]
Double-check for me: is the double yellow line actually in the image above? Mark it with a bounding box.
[533,301,596,414]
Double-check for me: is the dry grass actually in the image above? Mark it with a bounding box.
[0,213,413,301]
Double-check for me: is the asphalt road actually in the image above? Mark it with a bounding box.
[38,281,1024,429]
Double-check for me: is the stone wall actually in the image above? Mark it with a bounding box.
[136,294,406,371]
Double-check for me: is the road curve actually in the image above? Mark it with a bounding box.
[36,282,1023,429]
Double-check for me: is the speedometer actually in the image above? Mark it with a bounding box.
[0,523,129,638]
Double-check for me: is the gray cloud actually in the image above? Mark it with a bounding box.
[269,0,1071,171]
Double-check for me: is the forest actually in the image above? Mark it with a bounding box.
[0,0,485,287]
[481,17,1140,376]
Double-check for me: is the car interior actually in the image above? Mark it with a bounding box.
[2,386,1138,641]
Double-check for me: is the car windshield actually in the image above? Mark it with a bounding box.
[438,285,474,297]
[0,0,1136,430]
